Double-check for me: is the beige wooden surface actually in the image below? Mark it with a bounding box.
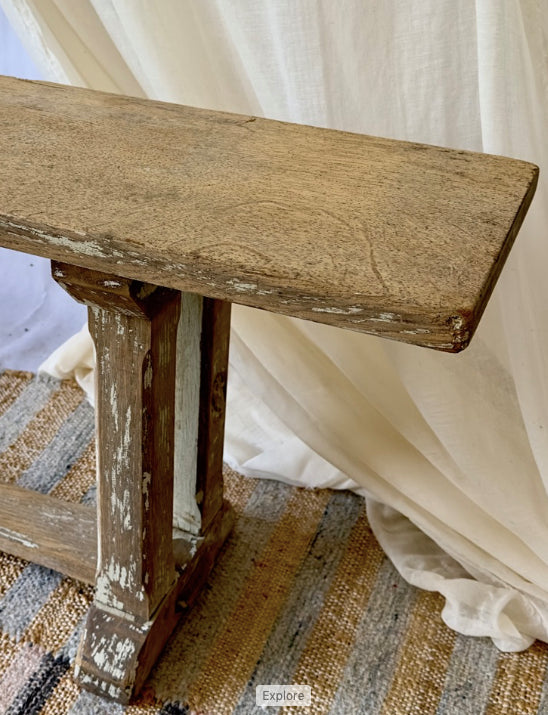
[0,483,96,583]
[0,76,538,351]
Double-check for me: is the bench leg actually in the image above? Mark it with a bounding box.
[52,263,233,703]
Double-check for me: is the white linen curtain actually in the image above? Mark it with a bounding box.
[2,0,548,651]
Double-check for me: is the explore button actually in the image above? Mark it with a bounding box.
[256,684,312,707]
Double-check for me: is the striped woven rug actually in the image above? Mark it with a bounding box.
[0,369,548,714]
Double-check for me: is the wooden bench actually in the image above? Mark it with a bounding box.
[0,75,538,703]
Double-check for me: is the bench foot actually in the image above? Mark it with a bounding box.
[74,501,234,704]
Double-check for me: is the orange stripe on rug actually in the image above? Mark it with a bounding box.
[185,487,331,713]
[38,669,81,715]
[0,553,26,601]
[24,579,93,651]
[380,590,456,715]
[223,465,258,506]
[282,509,384,714]
[0,632,20,678]
[485,641,548,715]
[0,371,33,417]
[49,439,96,503]
[125,697,164,714]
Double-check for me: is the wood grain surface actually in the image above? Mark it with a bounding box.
[0,76,539,351]
[0,483,96,583]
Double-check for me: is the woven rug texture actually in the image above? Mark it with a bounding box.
[0,369,547,714]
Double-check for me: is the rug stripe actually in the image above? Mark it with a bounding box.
[536,655,548,714]
[0,553,26,601]
[380,591,456,715]
[124,702,164,714]
[17,400,94,493]
[233,490,364,713]
[24,579,93,652]
[68,690,161,714]
[0,564,63,640]
[185,487,332,713]
[485,642,548,715]
[223,465,258,506]
[151,478,290,703]
[284,510,384,714]
[50,439,96,503]
[0,379,83,483]
[0,371,33,418]
[0,374,59,453]
[0,641,45,712]
[5,651,71,715]
[41,620,89,714]
[60,616,88,664]
[80,484,97,506]
[33,669,80,715]
[69,689,126,714]
[436,634,500,715]
[0,633,20,679]
[327,557,419,715]
[158,704,190,714]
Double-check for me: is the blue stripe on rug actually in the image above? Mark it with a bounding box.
[0,564,63,640]
[0,375,59,452]
[436,633,499,715]
[17,400,94,494]
[328,557,418,715]
[80,484,96,506]
[233,490,364,713]
[68,690,127,715]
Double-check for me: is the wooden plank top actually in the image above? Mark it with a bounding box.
[0,76,538,351]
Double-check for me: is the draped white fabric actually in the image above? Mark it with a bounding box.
[2,0,548,651]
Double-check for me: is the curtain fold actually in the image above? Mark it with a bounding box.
[3,0,548,651]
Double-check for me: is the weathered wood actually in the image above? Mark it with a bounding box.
[0,76,538,351]
[173,293,203,535]
[173,295,231,535]
[53,262,180,619]
[75,501,234,703]
[0,483,96,583]
[52,262,182,699]
[0,480,225,588]
[196,299,231,532]
[51,261,234,701]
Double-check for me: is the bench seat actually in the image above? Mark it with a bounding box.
[0,76,538,351]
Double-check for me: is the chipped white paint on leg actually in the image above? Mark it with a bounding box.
[54,268,183,701]
[90,306,151,617]
[96,552,145,611]
[110,382,118,432]
[89,630,137,682]
[173,292,202,535]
